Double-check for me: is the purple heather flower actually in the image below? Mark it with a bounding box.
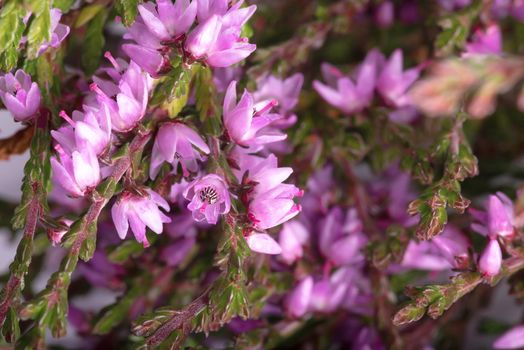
[286,276,313,318]
[253,73,304,113]
[37,9,70,56]
[138,0,197,41]
[161,236,196,266]
[47,218,73,246]
[479,238,502,277]
[111,189,171,247]
[185,1,257,67]
[401,241,455,271]
[438,0,471,10]
[313,50,381,114]
[0,70,41,121]
[91,61,149,132]
[77,251,126,290]
[278,220,309,264]
[223,81,286,147]
[245,233,282,255]
[376,49,420,108]
[183,174,231,224]
[51,107,111,157]
[231,150,293,197]
[51,145,101,197]
[464,24,502,57]
[375,1,394,28]
[319,207,367,266]
[150,122,210,179]
[253,73,304,128]
[432,226,470,268]
[213,66,242,93]
[248,184,302,230]
[494,325,524,349]
[471,193,514,239]
[309,277,348,313]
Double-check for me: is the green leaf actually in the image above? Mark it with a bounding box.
[82,10,108,75]
[26,0,52,59]
[75,4,105,28]
[0,2,26,71]
[107,240,145,264]
[93,283,146,335]
[53,0,76,12]
[1,307,20,343]
[115,0,140,26]
[151,63,194,118]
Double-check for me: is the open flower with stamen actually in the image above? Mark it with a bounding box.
[150,122,210,179]
[111,189,171,247]
[51,107,111,156]
[183,174,231,224]
[0,70,41,122]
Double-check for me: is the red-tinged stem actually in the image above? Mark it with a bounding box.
[0,193,40,326]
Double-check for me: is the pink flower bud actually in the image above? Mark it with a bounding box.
[479,239,502,277]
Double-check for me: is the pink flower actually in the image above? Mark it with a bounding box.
[37,8,70,56]
[494,325,524,349]
[223,81,286,147]
[245,233,282,255]
[150,122,210,179]
[111,189,171,247]
[231,150,293,197]
[185,2,257,67]
[279,220,309,264]
[183,174,231,224]
[51,107,111,157]
[138,0,197,41]
[248,184,302,230]
[464,24,502,57]
[286,276,313,318]
[253,73,304,113]
[0,70,41,122]
[488,193,514,238]
[91,61,150,132]
[376,49,420,108]
[313,50,381,114]
[479,238,502,277]
[51,146,101,197]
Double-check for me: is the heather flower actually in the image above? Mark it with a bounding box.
[494,324,524,349]
[183,174,231,224]
[464,24,502,57]
[185,1,257,67]
[245,233,282,255]
[51,107,111,157]
[213,66,242,93]
[37,9,70,55]
[253,73,304,113]
[231,150,293,197]
[279,220,309,264]
[91,61,149,132]
[479,238,502,277]
[51,146,101,197]
[0,70,41,121]
[374,1,394,28]
[438,0,471,10]
[150,122,210,179]
[138,0,197,41]
[432,226,470,268]
[309,277,348,313]
[376,49,420,108]
[111,189,171,247]
[223,81,286,147]
[313,50,381,114]
[471,193,514,238]
[319,207,367,266]
[248,184,302,230]
[286,276,313,318]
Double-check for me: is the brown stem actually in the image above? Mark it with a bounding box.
[0,193,40,325]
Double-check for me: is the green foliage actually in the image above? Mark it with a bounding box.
[114,0,140,27]
[82,10,108,75]
[25,0,52,59]
[53,0,76,12]
[0,1,26,71]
